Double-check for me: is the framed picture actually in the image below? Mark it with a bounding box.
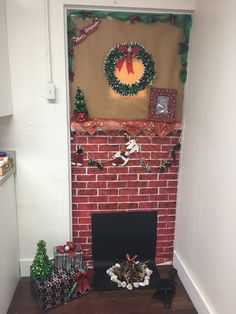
[148,88,177,122]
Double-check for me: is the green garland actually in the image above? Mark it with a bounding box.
[67,12,192,84]
[103,42,156,96]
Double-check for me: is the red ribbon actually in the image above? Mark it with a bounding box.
[75,269,94,294]
[116,45,140,74]
[57,241,80,258]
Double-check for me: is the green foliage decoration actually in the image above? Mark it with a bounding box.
[31,240,53,279]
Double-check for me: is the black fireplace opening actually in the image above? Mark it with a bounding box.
[92,211,160,291]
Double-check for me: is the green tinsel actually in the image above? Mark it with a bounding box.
[103,42,156,96]
[67,12,192,84]
[31,240,53,279]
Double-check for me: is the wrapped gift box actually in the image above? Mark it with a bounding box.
[54,246,83,270]
[31,267,80,312]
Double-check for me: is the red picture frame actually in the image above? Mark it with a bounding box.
[148,88,177,122]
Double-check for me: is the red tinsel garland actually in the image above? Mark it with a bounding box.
[71,119,182,138]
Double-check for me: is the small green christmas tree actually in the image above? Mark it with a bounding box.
[74,86,88,114]
[31,240,53,279]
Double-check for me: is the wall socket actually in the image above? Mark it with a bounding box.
[46,82,56,100]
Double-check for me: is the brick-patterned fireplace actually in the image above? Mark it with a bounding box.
[71,130,180,265]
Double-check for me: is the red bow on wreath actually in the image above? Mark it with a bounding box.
[116,44,140,74]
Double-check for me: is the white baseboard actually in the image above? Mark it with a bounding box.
[173,250,214,314]
[20,259,33,277]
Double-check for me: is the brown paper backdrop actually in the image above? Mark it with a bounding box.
[70,17,184,120]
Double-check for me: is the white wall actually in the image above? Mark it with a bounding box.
[0,0,72,274]
[174,0,236,313]
[0,0,195,277]
[0,2,19,312]
[0,0,12,116]
[0,176,19,314]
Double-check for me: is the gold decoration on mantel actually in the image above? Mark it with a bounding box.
[71,119,182,138]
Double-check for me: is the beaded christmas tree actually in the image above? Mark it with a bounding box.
[74,86,88,114]
[74,86,88,123]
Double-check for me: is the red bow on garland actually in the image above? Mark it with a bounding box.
[116,44,140,74]
[57,241,80,258]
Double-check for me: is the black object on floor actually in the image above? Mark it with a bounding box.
[153,268,177,308]
[92,211,160,291]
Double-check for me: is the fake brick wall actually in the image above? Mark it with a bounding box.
[71,131,180,265]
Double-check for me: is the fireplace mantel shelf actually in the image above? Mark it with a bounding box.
[71,119,182,138]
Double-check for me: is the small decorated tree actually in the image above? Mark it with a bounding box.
[31,240,53,279]
[74,86,88,123]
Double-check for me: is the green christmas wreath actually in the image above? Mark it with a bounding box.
[103,42,156,96]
